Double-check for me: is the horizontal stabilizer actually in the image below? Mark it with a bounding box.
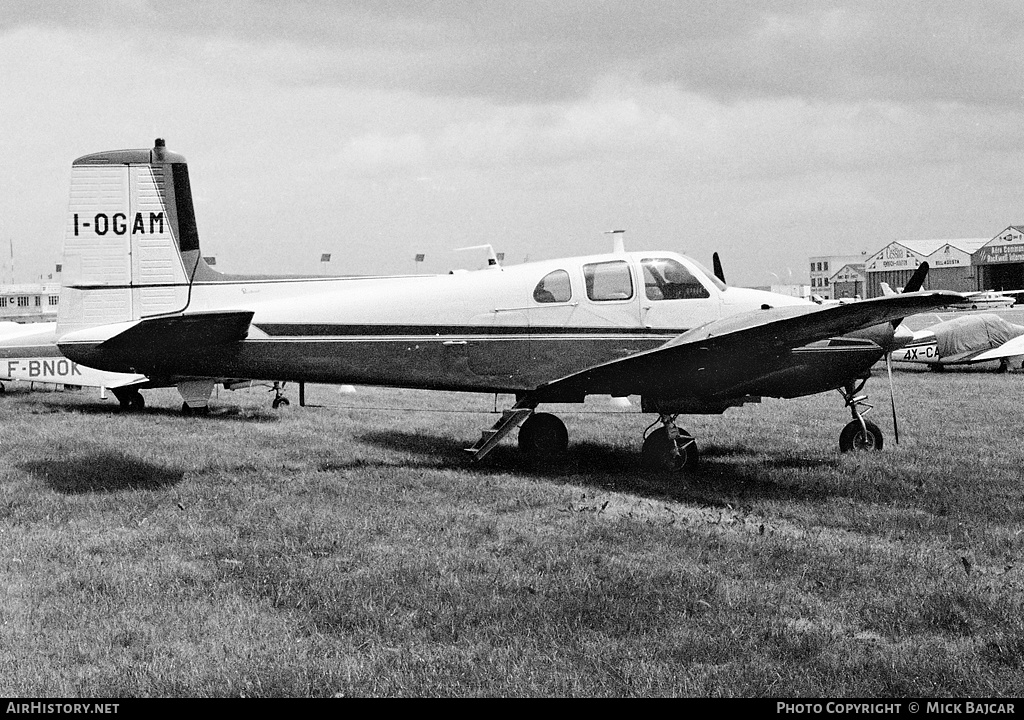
[972,334,1024,362]
[95,311,253,351]
[58,310,253,374]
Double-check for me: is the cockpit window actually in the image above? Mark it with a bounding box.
[583,261,634,301]
[641,258,712,300]
[533,270,572,303]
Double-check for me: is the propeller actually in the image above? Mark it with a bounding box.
[891,261,929,328]
[881,261,929,444]
[712,252,726,284]
[885,354,900,445]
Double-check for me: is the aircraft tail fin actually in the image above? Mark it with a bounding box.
[57,139,213,338]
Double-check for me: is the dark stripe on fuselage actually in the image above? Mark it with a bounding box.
[252,323,687,338]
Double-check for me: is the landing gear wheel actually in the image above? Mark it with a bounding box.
[181,402,209,417]
[518,412,568,461]
[272,396,290,409]
[839,420,883,452]
[641,426,699,472]
[114,388,145,411]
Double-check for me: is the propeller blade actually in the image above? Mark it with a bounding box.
[712,252,726,284]
[886,355,900,445]
[903,261,930,294]
[891,261,930,328]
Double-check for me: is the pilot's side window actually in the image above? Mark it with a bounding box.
[533,270,572,303]
[642,258,710,300]
[583,261,634,301]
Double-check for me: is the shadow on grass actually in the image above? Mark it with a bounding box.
[356,428,842,505]
[23,398,282,423]
[20,452,185,494]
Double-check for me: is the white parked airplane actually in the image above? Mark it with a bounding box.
[52,140,961,471]
[947,290,1018,311]
[0,321,149,403]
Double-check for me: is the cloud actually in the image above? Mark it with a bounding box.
[7,1,1024,106]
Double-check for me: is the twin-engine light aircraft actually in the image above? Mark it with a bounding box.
[54,140,961,471]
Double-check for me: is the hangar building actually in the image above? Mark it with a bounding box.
[973,226,1024,291]
[863,238,988,298]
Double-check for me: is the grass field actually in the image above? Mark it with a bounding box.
[0,366,1022,697]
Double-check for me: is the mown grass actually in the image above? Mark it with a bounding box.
[0,368,1022,697]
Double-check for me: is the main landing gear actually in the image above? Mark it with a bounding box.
[517,412,568,459]
[837,379,883,452]
[641,415,699,472]
[112,387,146,411]
[270,382,290,409]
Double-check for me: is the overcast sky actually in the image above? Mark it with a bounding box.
[3,1,1024,285]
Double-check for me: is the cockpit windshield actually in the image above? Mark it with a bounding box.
[686,258,728,291]
[641,257,719,300]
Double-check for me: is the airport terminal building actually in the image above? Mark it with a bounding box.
[0,283,60,322]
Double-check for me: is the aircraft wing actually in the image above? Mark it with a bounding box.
[532,291,963,402]
[971,334,1024,362]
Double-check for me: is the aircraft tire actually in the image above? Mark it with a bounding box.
[181,402,209,417]
[839,420,883,452]
[272,396,290,409]
[641,426,698,473]
[518,412,568,460]
[129,391,145,411]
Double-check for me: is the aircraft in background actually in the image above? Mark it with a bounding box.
[52,140,962,472]
[0,321,149,403]
[889,314,1024,372]
[947,289,1017,311]
[0,321,290,410]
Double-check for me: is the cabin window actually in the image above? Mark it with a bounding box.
[583,261,633,301]
[533,270,572,303]
[641,258,710,300]
[17,296,28,307]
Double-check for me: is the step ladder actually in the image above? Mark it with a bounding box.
[464,403,535,462]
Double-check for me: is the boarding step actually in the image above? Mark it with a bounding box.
[464,407,535,462]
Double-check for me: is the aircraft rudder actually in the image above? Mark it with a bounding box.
[58,139,199,336]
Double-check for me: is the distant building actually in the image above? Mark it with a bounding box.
[864,238,988,297]
[973,226,1024,291]
[0,284,60,322]
[809,254,866,300]
[830,264,866,300]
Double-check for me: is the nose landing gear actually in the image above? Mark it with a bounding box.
[837,379,883,452]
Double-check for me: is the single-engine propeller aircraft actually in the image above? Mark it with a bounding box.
[0,320,148,399]
[881,282,1024,372]
[888,314,1024,372]
[0,320,291,409]
[54,140,962,471]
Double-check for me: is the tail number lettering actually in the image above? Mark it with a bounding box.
[73,212,165,236]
